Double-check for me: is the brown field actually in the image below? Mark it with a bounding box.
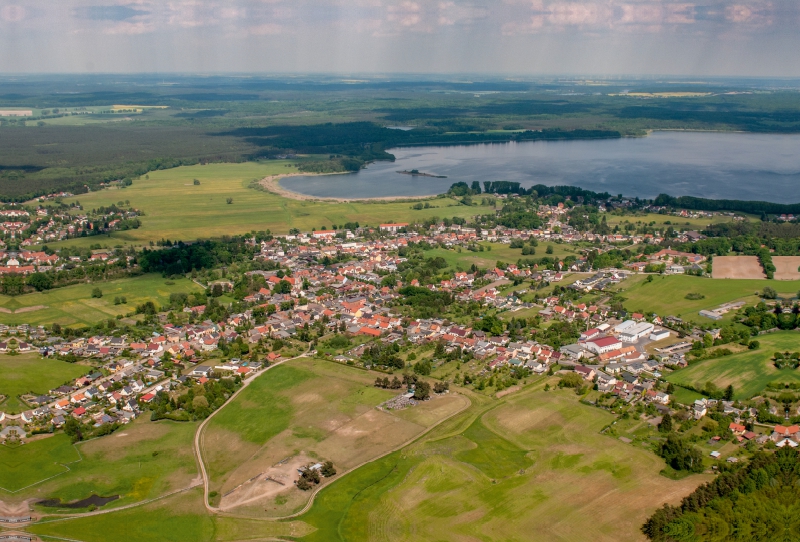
[202,359,465,517]
[712,256,766,279]
[773,257,800,281]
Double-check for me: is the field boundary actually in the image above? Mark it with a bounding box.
[0,441,83,495]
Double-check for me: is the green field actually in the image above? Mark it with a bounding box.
[21,375,703,541]
[291,384,704,542]
[0,274,203,327]
[7,416,199,511]
[604,212,752,231]
[665,332,800,399]
[428,242,578,271]
[28,489,314,542]
[616,274,800,323]
[0,354,88,413]
[0,434,80,492]
[202,358,461,515]
[48,162,496,246]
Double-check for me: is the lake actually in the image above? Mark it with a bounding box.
[281,131,800,203]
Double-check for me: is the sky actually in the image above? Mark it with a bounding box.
[1,0,799,76]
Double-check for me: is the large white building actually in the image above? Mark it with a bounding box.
[584,336,623,355]
[619,322,655,343]
[614,320,636,333]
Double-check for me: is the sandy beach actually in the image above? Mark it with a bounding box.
[258,173,439,203]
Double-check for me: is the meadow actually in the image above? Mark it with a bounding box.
[0,353,88,413]
[427,241,578,271]
[604,212,751,231]
[20,370,704,541]
[665,332,800,399]
[0,274,203,327]
[49,162,496,246]
[291,383,704,542]
[615,274,800,324]
[0,434,80,492]
[6,416,199,512]
[202,357,464,516]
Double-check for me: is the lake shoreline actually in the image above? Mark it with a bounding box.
[259,173,439,203]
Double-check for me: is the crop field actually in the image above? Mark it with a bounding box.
[615,274,800,323]
[773,257,800,280]
[49,163,496,246]
[0,353,88,413]
[0,274,203,327]
[664,332,800,399]
[202,358,465,516]
[0,434,81,493]
[293,384,704,542]
[712,256,766,280]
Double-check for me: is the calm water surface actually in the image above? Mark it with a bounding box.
[281,131,800,203]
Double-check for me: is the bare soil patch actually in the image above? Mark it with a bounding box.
[220,455,310,511]
[773,256,800,281]
[712,256,765,279]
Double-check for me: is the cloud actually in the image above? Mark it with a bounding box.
[1,4,27,22]
[73,5,149,21]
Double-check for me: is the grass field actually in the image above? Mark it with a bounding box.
[0,274,203,327]
[28,489,315,542]
[202,358,464,516]
[615,274,800,323]
[604,212,749,231]
[292,384,704,542]
[48,162,496,246]
[22,376,704,541]
[8,416,199,511]
[0,434,80,492]
[0,354,88,413]
[665,332,800,399]
[427,242,578,271]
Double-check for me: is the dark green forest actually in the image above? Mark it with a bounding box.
[643,448,800,542]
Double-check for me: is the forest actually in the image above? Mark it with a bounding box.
[642,447,800,542]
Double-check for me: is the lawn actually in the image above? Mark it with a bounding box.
[0,434,80,493]
[0,354,88,413]
[49,162,496,246]
[202,358,461,516]
[665,332,800,399]
[615,274,800,323]
[293,384,705,542]
[0,274,203,327]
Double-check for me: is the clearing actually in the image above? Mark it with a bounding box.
[712,256,765,280]
[664,331,800,399]
[202,358,465,516]
[0,354,88,413]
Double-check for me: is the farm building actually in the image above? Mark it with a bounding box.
[619,322,655,343]
[584,336,623,355]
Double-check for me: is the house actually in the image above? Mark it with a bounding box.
[191,365,212,377]
[574,365,596,381]
[729,423,746,436]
